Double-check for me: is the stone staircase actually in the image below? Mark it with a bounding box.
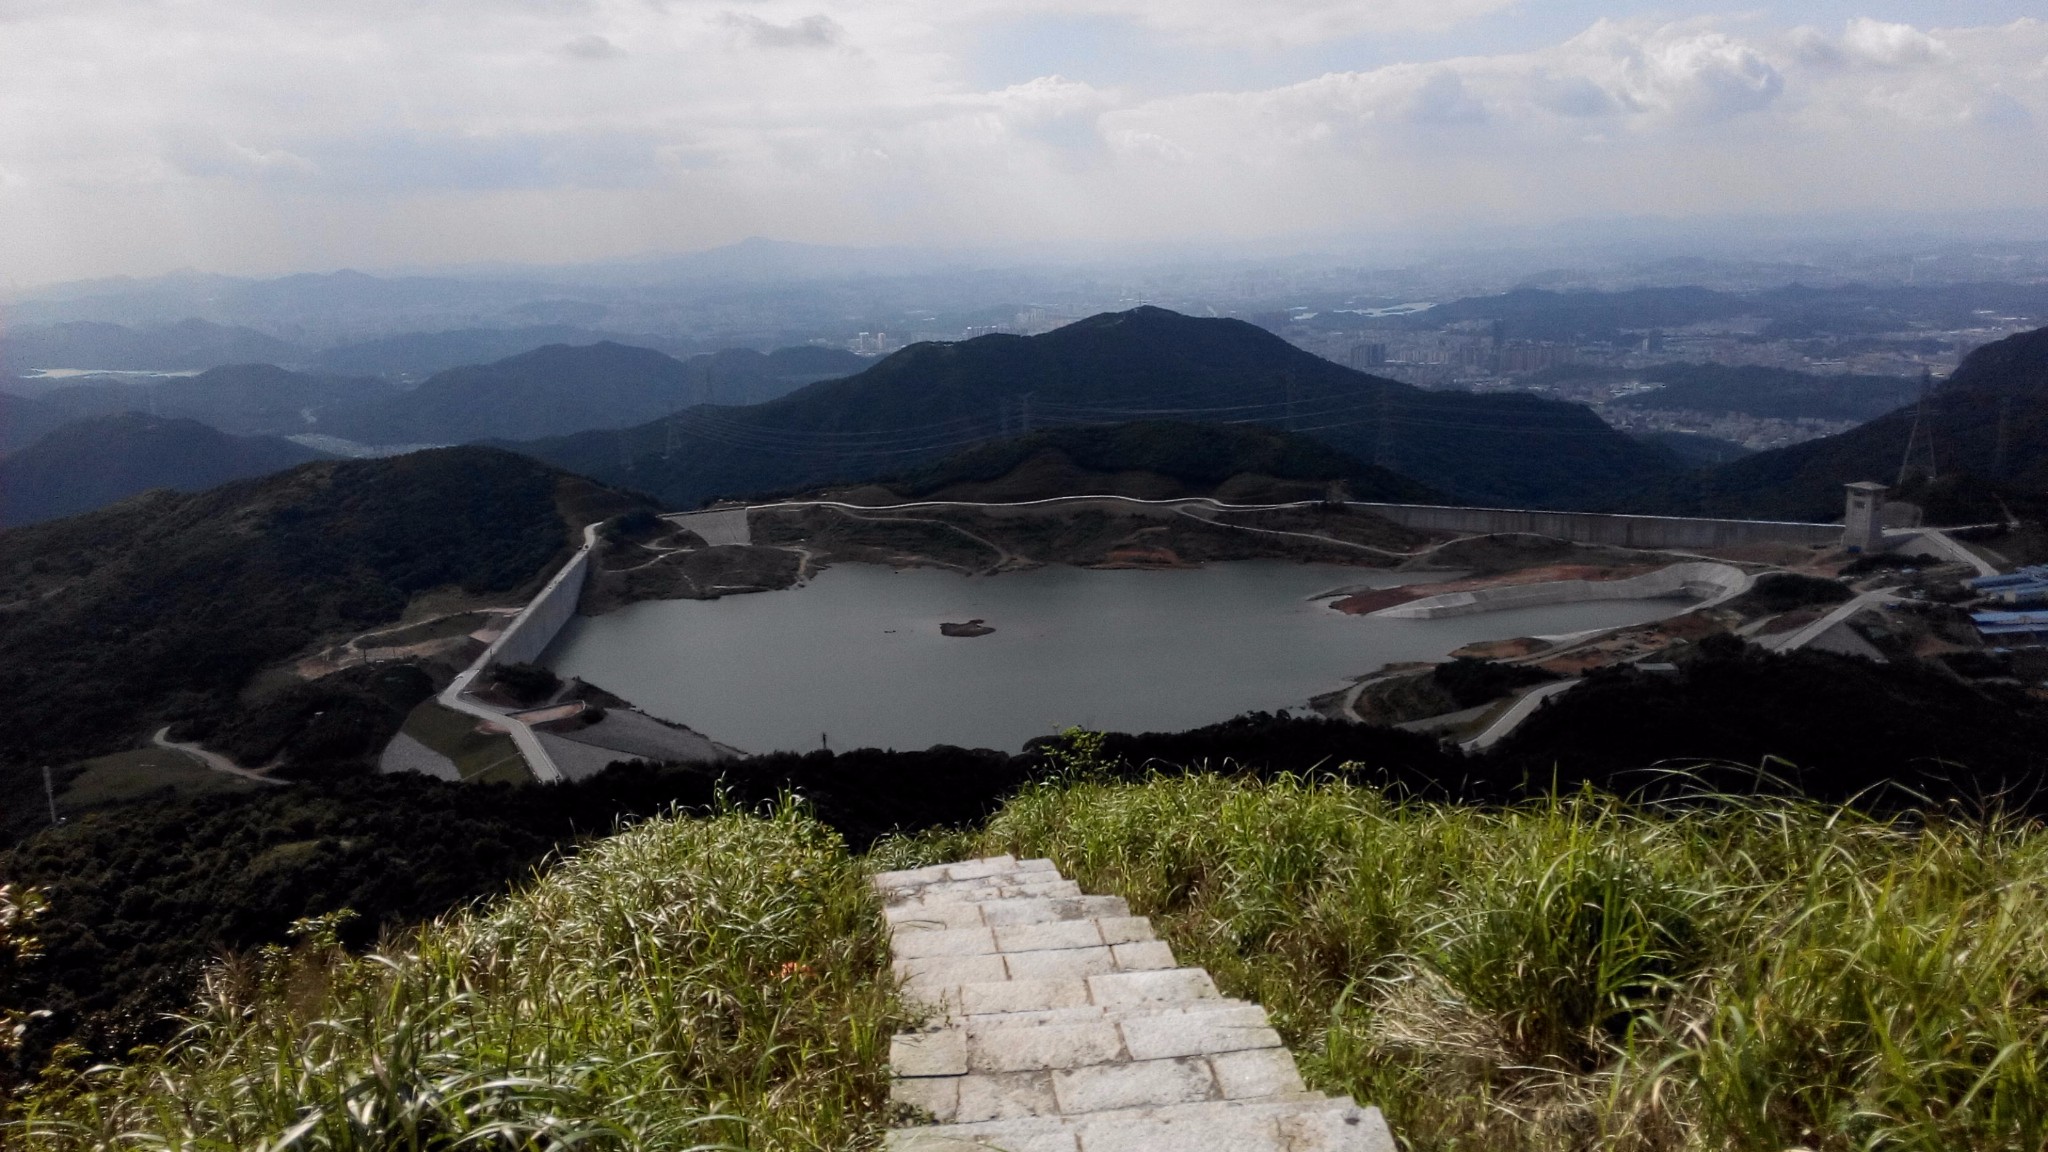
[874,855,1395,1152]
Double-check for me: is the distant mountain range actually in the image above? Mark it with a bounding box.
[514,307,1675,510]
[0,414,328,528]
[0,319,302,374]
[1667,325,2048,520]
[15,364,399,437]
[307,326,689,379]
[2,341,868,450]
[316,342,866,445]
[0,315,860,386]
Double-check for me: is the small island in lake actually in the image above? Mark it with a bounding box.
[940,619,995,637]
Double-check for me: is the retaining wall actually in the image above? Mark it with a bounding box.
[1372,561,1750,619]
[753,494,1845,551]
[1349,503,1840,550]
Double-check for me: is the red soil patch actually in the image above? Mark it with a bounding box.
[1098,546,1189,569]
[1331,564,1660,615]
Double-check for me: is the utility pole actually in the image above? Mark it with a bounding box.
[43,765,58,827]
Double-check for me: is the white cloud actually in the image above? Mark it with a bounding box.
[561,33,624,60]
[718,12,844,50]
[1841,17,1946,68]
[0,3,2043,282]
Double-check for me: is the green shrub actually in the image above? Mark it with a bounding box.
[1431,657,1557,710]
[975,774,2048,1152]
[7,804,906,1151]
[489,662,561,706]
[1732,571,1855,613]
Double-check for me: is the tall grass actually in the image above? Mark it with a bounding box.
[969,774,2048,1152]
[17,774,2048,1151]
[8,803,907,1151]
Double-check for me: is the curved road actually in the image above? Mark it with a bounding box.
[152,726,286,786]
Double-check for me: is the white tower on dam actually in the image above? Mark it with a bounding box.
[1843,481,1888,553]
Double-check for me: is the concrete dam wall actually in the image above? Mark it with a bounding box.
[483,529,595,669]
[1348,503,1840,550]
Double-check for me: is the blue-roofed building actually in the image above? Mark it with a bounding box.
[1968,566,2048,607]
[1972,610,2048,646]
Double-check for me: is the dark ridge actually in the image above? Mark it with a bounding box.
[883,420,1442,503]
[514,306,1674,510]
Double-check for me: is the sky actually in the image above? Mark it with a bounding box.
[2,1,2045,285]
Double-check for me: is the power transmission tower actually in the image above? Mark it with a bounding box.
[1374,384,1393,469]
[1896,368,1938,487]
[1994,396,2012,475]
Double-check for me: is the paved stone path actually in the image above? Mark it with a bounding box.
[875,855,1395,1152]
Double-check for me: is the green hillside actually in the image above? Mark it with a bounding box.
[7,805,900,1150]
[881,420,1443,503]
[514,307,1675,510]
[1666,325,2048,520]
[0,414,327,527]
[0,447,635,782]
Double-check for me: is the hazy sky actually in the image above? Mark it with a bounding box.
[3,1,2045,285]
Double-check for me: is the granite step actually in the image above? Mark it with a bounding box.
[875,857,1395,1152]
[885,1094,1392,1152]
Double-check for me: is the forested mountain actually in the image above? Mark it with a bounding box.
[1667,325,2048,520]
[879,421,1442,503]
[515,307,1675,510]
[0,414,327,527]
[0,448,638,781]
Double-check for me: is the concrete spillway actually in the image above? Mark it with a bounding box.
[1368,561,1750,620]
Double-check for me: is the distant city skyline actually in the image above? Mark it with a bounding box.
[4,2,2045,285]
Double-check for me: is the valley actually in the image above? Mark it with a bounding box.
[5,288,2048,1152]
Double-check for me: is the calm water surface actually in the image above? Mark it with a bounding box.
[545,562,1685,753]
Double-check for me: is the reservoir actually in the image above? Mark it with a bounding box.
[545,562,1687,754]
